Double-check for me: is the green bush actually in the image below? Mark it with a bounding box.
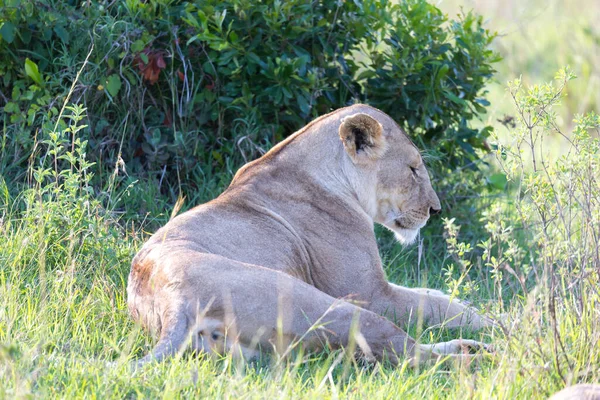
[0,0,498,201]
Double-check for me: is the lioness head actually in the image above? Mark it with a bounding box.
[339,112,441,244]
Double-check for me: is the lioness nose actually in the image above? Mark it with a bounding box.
[430,207,441,216]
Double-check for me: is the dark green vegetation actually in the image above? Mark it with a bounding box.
[0,0,498,215]
[1,1,600,398]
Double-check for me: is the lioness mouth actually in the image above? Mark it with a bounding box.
[394,220,409,229]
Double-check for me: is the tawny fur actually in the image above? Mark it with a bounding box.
[549,384,600,400]
[127,104,494,367]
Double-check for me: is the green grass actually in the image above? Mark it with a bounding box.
[2,193,599,399]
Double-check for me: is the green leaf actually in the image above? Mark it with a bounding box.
[247,52,267,69]
[4,102,19,113]
[0,21,16,44]
[218,96,233,104]
[437,64,449,82]
[443,90,466,105]
[105,74,122,97]
[297,93,310,115]
[0,174,10,207]
[357,69,377,80]
[20,28,31,44]
[211,150,223,164]
[131,39,145,53]
[54,25,70,43]
[487,173,507,190]
[24,58,43,86]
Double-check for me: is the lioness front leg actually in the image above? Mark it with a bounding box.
[369,283,495,330]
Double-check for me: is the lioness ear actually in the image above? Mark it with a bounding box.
[339,113,387,163]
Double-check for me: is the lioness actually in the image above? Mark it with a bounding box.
[127,104,493,367]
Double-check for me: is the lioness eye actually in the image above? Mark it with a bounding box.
[410,166,418,176]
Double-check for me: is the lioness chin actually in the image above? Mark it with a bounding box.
[127,104,494,367]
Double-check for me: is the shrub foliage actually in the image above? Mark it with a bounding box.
[0,0,498,195]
